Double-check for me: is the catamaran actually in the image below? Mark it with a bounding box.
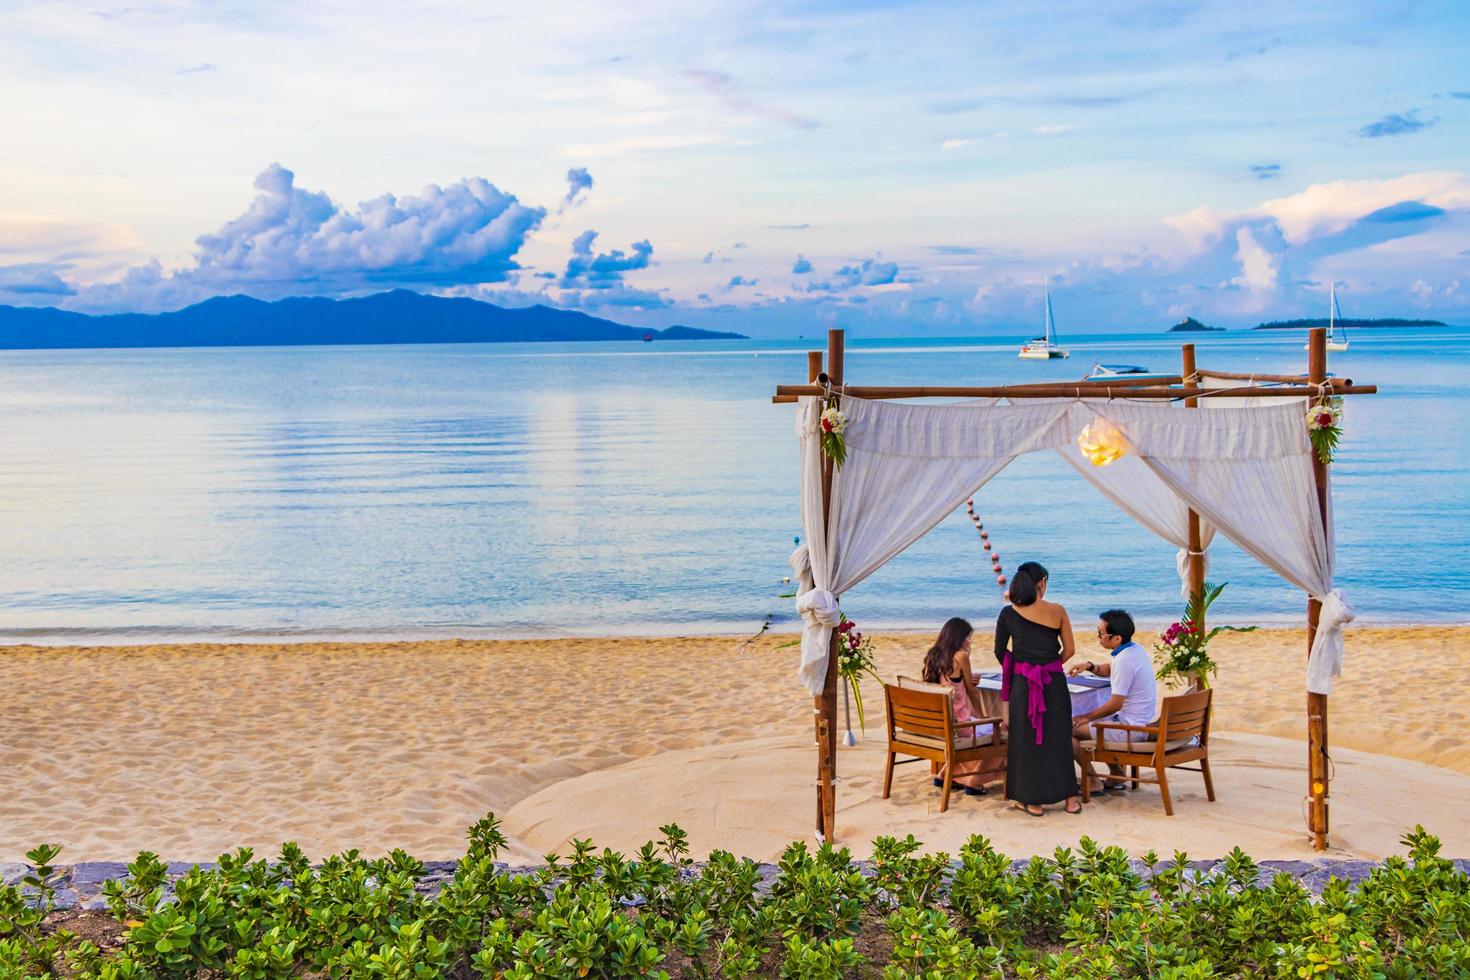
[1019,284,1069,359]
[1306,282,1349,352]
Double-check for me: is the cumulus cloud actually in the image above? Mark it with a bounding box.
[805,257,900,292]
[1358,110,1435,138]
[71,164,547,312]
[559,230,654,289]
[1251,171,1470,244]
[564,167,593,204]
[791,255,813,274]
[1231,227,1278,293]
[0,263,76,301]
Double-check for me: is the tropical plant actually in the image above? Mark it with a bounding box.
[1154,581,1257,689]
[6,820,1470,977]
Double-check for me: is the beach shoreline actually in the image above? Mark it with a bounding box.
[4,626,1468,864]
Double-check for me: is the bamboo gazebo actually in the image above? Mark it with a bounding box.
[774,327,1375,850]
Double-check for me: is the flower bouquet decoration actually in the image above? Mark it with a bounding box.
[819,403,848,466]
[1154,582,1257,690]
[1305,396,1344,465]
[835,615,880,729]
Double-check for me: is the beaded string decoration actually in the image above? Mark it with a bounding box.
[964,498,1007,594]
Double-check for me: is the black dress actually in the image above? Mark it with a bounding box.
[995,605,1078,805]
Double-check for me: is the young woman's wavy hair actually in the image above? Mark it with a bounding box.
[921,617,974,684]
[1008,561,1049,606]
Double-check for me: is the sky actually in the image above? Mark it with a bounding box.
[2,0,1468,336]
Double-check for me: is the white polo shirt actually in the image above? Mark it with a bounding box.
[1109,641,1158,727]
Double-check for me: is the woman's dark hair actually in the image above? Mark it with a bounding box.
[1099,608,1135,644]
[921,617,974,684]
[1008,561,1049,607]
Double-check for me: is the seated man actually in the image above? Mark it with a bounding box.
[1069,609,1157,796]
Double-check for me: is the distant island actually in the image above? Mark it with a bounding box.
[0,290,746,350]
[1253,317,1444,330]
[1168,317,1223,332]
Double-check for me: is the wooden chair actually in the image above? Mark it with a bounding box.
[882,679,1006,812]
[1089,687,1215,816]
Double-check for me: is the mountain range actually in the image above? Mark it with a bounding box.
[0,290,746,350]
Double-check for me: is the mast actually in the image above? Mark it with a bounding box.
[1044,283,1056,344]
[1328,282,1336,342]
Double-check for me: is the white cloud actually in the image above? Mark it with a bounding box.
[940,137,980,151]
[1251,171,1470,244]
[1231,227,1277,293]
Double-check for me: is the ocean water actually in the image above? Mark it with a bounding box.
[2,326,1467,643]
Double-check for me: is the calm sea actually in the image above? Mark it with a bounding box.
[2,326,1467,643]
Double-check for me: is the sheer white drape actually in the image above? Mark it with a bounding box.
[790,396,1071,693]
[791,395,1350,696]
[1057,403,1216,597]
[1089,399,1352,693]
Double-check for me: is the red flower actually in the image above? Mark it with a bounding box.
[821,418,834,433]
[1316,412,1333,427]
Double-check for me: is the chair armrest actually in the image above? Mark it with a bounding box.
[1093,721,1158,735]
[952,716,1004,746]
[1093,720,1159,750]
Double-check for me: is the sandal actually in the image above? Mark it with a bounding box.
[1012,802,1044,818]
[1103,781,1130,792]
[1065,798,1083,815]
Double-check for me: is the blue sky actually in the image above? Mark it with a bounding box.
[1,0,1468,336]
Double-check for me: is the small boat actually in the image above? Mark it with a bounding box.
[642,332,654,342]
[1085,363,1171,381]
[1019,283,1069,359]
[1305,283,1348,352]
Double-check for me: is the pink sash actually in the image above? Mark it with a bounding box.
[1000,652,1065,745]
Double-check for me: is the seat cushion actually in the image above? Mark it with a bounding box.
[1082,736,1196,753]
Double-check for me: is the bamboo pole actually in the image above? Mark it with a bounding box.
[1306,328,1332,850]
[1181,346,1207,682]
[815,331,844,842]
[773,383,1376,401]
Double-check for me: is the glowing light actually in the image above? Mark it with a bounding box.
[1077,418,1129,467]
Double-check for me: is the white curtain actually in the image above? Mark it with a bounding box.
[1057,402,1216,597]
[1089,399,1353,693]
[791,396,1072,693]
[791,395,1351,696]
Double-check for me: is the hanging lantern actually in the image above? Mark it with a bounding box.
[1077,417,1129,467]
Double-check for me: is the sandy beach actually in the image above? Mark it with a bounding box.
[3,626,1468,864]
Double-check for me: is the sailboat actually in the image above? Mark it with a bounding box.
[1306,282,1349,352]
[1019,283,1069,359]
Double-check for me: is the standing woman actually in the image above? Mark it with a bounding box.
[996,561,1082,816]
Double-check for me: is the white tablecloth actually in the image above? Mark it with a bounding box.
[974,669,1113,719]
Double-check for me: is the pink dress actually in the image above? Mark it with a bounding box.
[932,672,1005,789]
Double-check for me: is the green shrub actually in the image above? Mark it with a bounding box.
[2,821,1467,977]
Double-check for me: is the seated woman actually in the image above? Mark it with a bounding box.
[921,617,1005,796]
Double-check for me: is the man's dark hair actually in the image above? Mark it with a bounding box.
[1099,609,1135,644]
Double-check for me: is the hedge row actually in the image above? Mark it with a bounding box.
[3,816,1468,978]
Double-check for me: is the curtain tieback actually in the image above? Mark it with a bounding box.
[1306,589,1356,696]
[794,588,840,695]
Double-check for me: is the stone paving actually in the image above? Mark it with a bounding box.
[6,857,1468,911]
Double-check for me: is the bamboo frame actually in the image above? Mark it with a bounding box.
[777,327,1372,849]
[774,382,1376,401]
